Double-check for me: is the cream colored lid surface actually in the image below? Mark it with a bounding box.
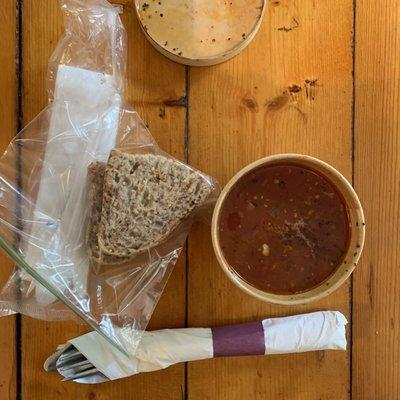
[136,0,264,60]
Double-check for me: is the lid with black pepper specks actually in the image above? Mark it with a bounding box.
[135,0,266,66]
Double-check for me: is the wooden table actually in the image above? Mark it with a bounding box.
[0,0,399,398]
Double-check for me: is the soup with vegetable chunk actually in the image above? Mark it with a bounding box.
[218,164,350,294]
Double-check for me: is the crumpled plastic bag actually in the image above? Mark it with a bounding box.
[0,0,219,356]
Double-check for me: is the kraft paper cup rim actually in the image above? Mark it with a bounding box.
[134,0,267,66]
[212,154,366,305]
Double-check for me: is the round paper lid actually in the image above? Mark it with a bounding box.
[135,0,266,66]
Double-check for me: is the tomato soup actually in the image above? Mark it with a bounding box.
[218,164,350,294]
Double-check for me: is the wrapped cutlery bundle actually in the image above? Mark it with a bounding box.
[44,311,348,383]
[0,0,218,355]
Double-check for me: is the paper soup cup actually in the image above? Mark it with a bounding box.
[212,154,365,305]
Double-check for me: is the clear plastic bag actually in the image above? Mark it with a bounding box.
[0,0,219,355]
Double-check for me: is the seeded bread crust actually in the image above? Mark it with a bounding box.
[86,162,132,265]
[98,149,212,257]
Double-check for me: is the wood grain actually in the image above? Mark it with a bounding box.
[188,1,353,399]
[0,3,17,400]
[353,0,400,398]
[21,1,186,399]
[0,0,395,398]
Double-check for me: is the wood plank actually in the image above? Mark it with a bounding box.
[188,1,353,399]
[353,1,400,398]
[0,2,18,400]
[21,1,186,398]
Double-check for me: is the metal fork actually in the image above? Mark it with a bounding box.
[45,345,108,383]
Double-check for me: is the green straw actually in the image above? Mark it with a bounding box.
[0,234,128,356]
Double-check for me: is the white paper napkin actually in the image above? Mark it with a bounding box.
[25,64,121,307]
[47,311,347,383]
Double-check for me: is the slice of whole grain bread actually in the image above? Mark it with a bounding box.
[98,149,212,257]
[86,162,131,265]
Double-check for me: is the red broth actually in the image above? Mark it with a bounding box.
[218,163,350,294]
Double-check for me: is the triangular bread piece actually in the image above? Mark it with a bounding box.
[86,162,132,265]
[98,149,212,257]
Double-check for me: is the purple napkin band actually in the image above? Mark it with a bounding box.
[211,321,265,357]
